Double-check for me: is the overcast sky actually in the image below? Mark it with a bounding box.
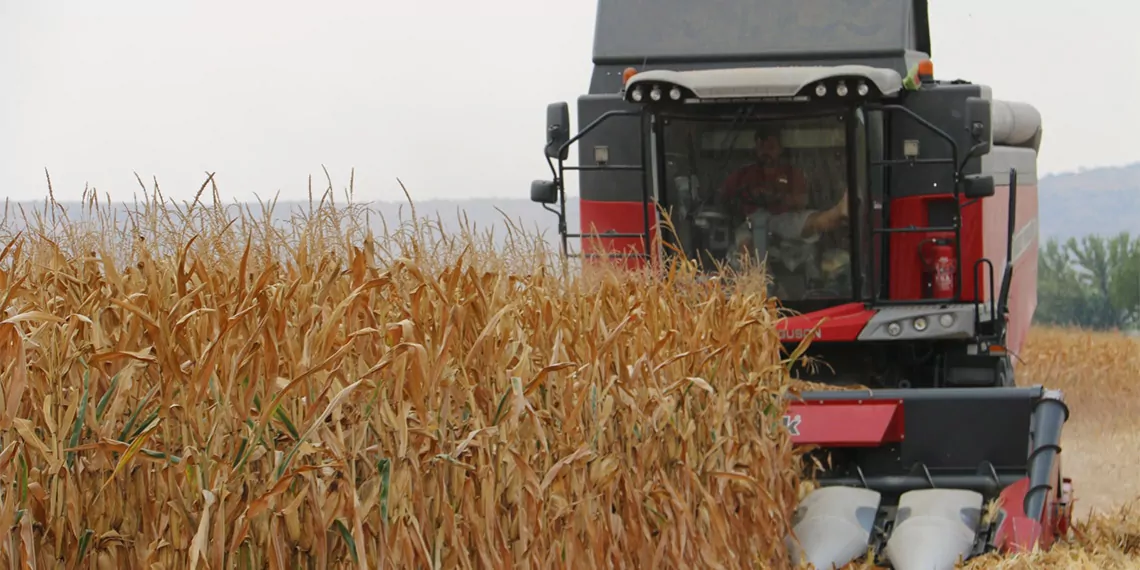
[2,0,1137,203]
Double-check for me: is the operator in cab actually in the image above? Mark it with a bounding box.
[717,130,848,264]
[719,130,848,243]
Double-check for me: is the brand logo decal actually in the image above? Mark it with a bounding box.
[778,328,823,341]
[782,414,802,436]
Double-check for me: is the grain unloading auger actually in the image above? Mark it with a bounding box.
[527,0,1075,566]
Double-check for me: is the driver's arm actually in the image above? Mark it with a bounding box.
[800,190,849,238]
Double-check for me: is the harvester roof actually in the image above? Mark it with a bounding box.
[592,0,931,69]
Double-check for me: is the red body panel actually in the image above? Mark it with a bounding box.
[783,399,905,447]
[776,302,875,342]
[992,479,1045,551]
[578,199,658,270]
[988,183,1039,359]
[996,455,1070,552]
[885,184,1038,354]
[992,470,1071,552]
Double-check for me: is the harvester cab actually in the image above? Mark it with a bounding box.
[528,0,1074,568]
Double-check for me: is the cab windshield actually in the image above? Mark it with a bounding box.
[659,107,857,301]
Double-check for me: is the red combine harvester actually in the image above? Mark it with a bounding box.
[528,1,1073,568]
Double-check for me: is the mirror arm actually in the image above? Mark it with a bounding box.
[957,141,988,174]
[954,141,990,199]
[545,154,559,180]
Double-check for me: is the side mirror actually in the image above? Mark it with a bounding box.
[965,97,992,155]
[963,173,995,199]
[530,180,558,204]
[544,102,571,160]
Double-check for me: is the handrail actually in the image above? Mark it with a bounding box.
[865,101,966,306]
[994,168,1019,338]
[539,108,655,261]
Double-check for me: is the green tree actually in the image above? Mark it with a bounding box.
[1036,239,1101,327]
[1034,232,1140,330]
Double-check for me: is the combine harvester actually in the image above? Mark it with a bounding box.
[528,0,1074,568]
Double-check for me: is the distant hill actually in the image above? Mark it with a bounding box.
[1038,162,1140,241]
[1,162,1135,251]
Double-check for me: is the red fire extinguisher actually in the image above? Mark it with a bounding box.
[919,237,956,299]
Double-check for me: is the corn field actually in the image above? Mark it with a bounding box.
[0,181,1137,568]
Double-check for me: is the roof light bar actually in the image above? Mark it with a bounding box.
[620,66,901,105]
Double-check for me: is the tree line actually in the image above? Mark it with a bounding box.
[1033,231,1139,330]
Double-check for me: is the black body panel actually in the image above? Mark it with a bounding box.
[786,340,1009,389]
[884,83,986,198]
[899,392,1033,470]
[575,95,645,203]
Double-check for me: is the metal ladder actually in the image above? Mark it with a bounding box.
[543,109,655,263]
